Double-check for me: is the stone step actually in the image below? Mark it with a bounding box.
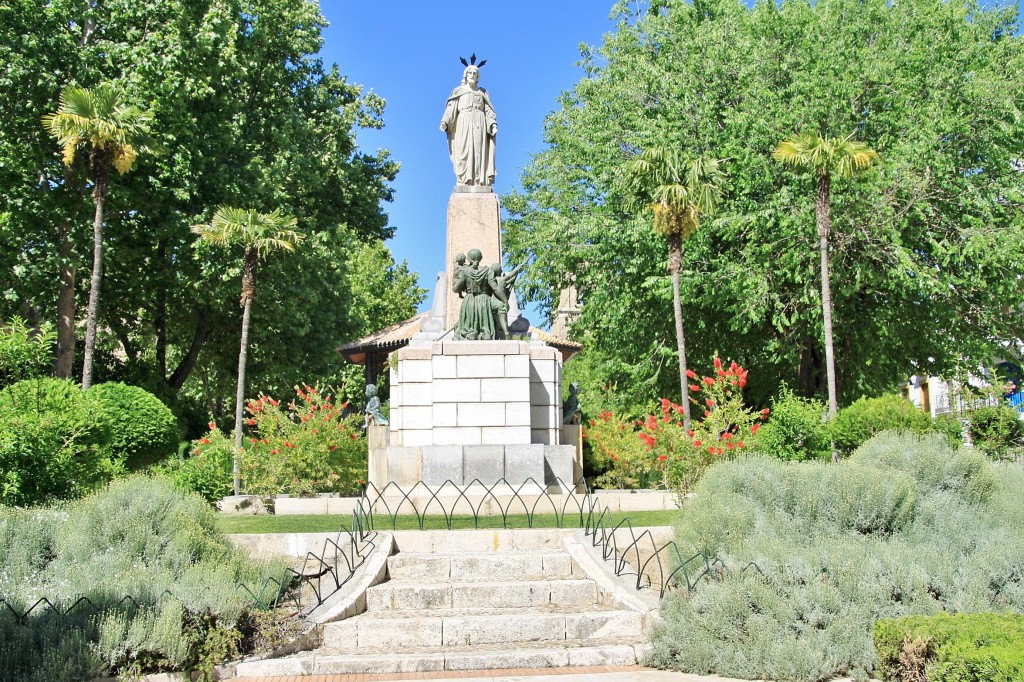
[235,637,646,676]
[386,551,579,580]
[321,606,645,649]
[366,577,598,611]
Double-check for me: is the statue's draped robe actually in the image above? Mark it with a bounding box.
[441,86,496,186]
[453,265,498,340]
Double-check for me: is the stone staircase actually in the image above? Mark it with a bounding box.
[233,530,654,676]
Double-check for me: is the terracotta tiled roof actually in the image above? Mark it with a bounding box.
[336,312,427,359]
[337,314,582,365]
[527,327,582,352]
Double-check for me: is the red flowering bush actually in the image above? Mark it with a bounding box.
[584,407,667,489]
[585,359,767,493]
[235,383,366,497]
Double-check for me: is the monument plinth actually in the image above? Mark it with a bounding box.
[368,339,575,489]
[444,192,502,329]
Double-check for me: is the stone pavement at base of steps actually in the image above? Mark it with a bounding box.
[230,665,773,682]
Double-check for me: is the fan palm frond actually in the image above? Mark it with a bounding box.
[193,206,303,258]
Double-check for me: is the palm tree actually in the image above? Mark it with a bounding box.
[43,83,153,389]
[193,207,302,495]
[623,147,725,430]
[773,133,880,422]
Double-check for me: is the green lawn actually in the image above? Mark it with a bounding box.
[216,509,679,534]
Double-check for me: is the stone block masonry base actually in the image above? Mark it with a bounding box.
[373,340,578,488]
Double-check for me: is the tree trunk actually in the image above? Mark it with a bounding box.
[233,296,252,495]
[167,306,211,391]
[668,231,691,431]
[798,337,823,399]
[81,149,110,390]
[52,223,76,378]
[232,250,258,495]
[816,171,837,419]
[817,171,839,463]
[155,239,167,379]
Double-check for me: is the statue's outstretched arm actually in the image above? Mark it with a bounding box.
[489,277,508,304]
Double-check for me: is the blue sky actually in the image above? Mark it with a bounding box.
[320,2,622,321]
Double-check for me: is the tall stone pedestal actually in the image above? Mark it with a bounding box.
[368,340,576,490]
[444,191,501,329]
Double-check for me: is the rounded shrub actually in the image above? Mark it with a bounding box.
[851,431,996,504]
[0,378,117,505]
[653,432,1023,682]
[751,387,831,461]
[966,405,1023,458]
[829,394,959,456]
[0,477,286,680]
[89,382,180,470]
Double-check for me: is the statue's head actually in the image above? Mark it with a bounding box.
[455,253,466,265]
[458,54,487,87]
[570,382,580,395]
[365,384,377,398]
[490,263,502,276]
[467,248,483,265]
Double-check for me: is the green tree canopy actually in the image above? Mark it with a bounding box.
[0,0,423,428]
[504,0,1024,412]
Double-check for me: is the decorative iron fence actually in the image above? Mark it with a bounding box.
[1,476,718,630]
[352,476,749,598]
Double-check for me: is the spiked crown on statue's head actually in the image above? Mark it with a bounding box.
[459,53,487,68]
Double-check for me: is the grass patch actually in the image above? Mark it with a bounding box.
[216,509,679,534]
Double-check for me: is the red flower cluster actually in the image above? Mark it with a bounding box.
[585,359,772,494]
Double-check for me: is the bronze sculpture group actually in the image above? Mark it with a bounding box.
[451,249,524,340]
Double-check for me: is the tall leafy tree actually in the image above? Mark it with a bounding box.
[193,206,302,494]
[622,148,725,428]
[0,0,85,378]
[1,0,418,421]
[504,0,1024,413]
[773,133,879,418]
[43,83,152,388]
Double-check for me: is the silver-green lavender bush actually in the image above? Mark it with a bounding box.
[0,476,285,681]
[650,432,1024,682]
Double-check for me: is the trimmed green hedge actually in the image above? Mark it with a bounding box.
[0,378,118,505]
[829,394,962,456]
[89,381,180,469]
[874,613,1024,682]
